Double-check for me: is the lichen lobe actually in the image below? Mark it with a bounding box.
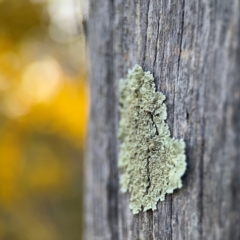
[119,64,186,214]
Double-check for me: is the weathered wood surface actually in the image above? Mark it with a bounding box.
[85,0,240,239]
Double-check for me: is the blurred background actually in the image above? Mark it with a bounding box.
[0,0,88,239]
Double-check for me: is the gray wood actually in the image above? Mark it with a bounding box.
[84,0,240,239]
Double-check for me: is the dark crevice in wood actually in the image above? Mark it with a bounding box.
[119,1,124,78]
[231,88,240,239]
[145,111,158,196]
[218,98,228,228]
[106,1,119,239]
[173,0,185,136]
[146,156,151,195]
[159,37,165,92]
[147,210,154,240]
[143,0,150,69]
[153,15,161,90]
[186,110,189,123]
[148,111,159,136]
[177,0,185,78]
[199,126,205,240]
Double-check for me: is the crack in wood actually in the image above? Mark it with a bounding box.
[143,0,150,68]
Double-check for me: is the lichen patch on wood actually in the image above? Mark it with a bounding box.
[119,64,186,214]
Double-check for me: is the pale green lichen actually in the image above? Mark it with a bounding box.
[118,64,186,214]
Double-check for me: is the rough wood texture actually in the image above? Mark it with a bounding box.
[85,0,240,239]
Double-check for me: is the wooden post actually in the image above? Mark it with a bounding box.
[85,1,240,239]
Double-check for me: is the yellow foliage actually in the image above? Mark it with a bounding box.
[0,46,88,202]
[0,134,23,204]
[0,0,87,238]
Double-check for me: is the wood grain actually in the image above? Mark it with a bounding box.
[85,0,240,239]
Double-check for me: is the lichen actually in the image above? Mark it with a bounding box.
[118,64,186,214]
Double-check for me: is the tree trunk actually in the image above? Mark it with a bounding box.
[84,1,240,239]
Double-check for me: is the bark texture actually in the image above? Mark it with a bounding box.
[85,0,240,239]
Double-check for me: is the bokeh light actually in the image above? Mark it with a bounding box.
[0,0,88,239]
